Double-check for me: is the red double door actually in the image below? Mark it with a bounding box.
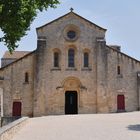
[12,102,22,116]
[117,95,125,111]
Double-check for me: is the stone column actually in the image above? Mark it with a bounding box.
[137,72,140,110]
[0,88,3,117]
[96,38,109,113]
[33,36,47,117]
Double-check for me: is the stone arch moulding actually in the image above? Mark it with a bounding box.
[61,77,86,91]
[83,48,90,53]
[56,77,87,92]
[66,45,77,52]
[52,48,61,53]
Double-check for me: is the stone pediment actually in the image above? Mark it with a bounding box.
[36,11,107,32]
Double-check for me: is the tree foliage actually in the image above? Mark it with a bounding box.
[0,0,60,52]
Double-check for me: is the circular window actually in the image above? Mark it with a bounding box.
[63,24,80,41]
[67,31,76,39]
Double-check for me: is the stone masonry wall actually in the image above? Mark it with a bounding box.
[35,12,106,115]
[0,53,35,117]
[33,39,47,116]
[107,48,140,112]
[1,12,140,117]
[96,41,109,113]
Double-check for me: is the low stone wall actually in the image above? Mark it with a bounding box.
[0,117,28,140]
[1,117,21,127]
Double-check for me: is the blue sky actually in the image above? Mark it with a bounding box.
[0,0,140,60]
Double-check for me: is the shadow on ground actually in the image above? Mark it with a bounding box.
[127,124,140,131]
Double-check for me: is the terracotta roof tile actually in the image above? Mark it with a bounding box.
[3,51,31,59]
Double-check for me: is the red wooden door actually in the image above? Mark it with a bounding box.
[12,102,22,116]
[117,95,125,111]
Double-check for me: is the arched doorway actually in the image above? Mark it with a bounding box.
[62,77,82,115]
[65,91,78,114]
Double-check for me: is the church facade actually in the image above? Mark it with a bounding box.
[0,10,140,117]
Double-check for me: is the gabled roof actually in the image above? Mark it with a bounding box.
[36,11,107,31]
[0,51,36,70]
[2,51,30,59]
[106,45,140,63]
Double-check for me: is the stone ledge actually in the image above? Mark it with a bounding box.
[51,68,61,71]
[81,68,92,71]
[65,68,77,71]
[0,117,29,140]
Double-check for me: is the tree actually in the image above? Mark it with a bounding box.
[0,0,60,53]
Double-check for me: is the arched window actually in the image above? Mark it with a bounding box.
[54,52,59,67]
[68,48,75,67]
[25,72,29,83]
[84,52,89,67]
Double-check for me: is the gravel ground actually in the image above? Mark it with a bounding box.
[12,112,140,140]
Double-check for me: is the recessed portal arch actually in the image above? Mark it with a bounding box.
[62,77,82,91]
[62,77,82,114]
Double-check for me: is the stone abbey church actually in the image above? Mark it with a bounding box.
[0,10,140,117]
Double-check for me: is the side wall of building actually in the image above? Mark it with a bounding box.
[0,53,35,117]
[107,48,140,112]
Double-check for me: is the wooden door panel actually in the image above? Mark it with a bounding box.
[65,91,78,114]
[12,102,22,116]
[117,95,125,111]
